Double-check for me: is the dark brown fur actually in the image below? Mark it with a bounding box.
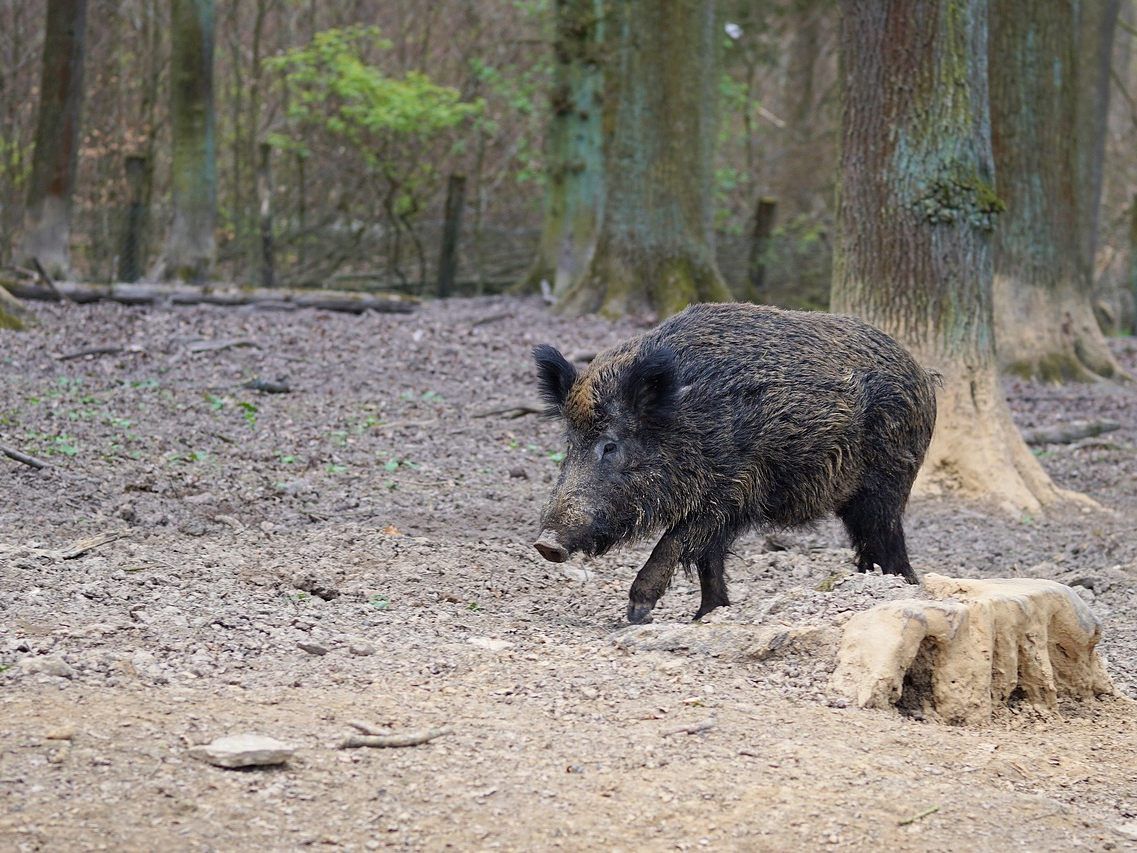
[533,303,938,623]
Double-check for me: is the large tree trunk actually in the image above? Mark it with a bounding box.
[521,0,604,297]
[834,0,1072,514]
[164,0,217,283]
[19,0,88,278]
[989,0,1125,382]
[557,0,731,318]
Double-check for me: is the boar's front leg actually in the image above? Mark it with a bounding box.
[626,532,683,624]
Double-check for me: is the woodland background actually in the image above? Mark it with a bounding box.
[2,0,1132,322]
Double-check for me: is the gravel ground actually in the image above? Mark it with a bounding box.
[1,296,1136,851]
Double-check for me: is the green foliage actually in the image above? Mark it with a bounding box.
[267,26,482,222]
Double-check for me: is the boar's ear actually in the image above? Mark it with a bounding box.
[533,344,577,417]
[624,346,678,426]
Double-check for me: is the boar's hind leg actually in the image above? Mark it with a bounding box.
[693,543,730,621]
[627,534,683,624]
[837,491,918,584]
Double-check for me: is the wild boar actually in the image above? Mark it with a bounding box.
[532,302,937,624]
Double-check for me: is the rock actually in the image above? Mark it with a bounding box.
[44,724,76,740]
[188,734,295,768]
[560,566,593,583]
[348,640,375,656]
[298,641,329,656]
[830,574,1114,724]
[17,655,76,679]
[508,466,528,479]
[467,637,513,652]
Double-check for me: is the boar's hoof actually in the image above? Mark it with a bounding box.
[693,603,728,622]
[627,600,656,624]
[534,530,569,563]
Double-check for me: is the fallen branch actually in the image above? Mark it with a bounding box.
[472,401,544,419]
[187,338,260,354]
[56,345,136,361]
[31,258,65,301]
[1,444,49,469]
[661,718,716,737]
[59,531,124,560]
[1022,419,1120,446]
[897,805,940,826]
[338,727,452,749]
[470,311,513,327]
[242,378,291,394]
[4,280,417,315]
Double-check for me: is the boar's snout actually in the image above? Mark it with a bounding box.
[534,529,569,563]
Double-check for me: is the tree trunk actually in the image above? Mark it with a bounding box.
[989,0,1126,382]
[834,0,1072,514]
[557,0,732,318]
[19,0,88,278]
[520,0,604,297]
[436,173,466,299]
[165,0,217,283]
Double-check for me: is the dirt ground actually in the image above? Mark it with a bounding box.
[2,295,1136,852]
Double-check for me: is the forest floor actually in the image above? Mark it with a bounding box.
[1,295,1137,852]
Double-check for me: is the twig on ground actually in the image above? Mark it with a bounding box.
[59,531,125,560]
[472,401,544,419]
[242,378,291,394]
[31,258,65,301]
[187,338,260,354]
[338,727,453,749]
[56,345,135,361]
[897,805,940,826]
[470,311,513,327]
[1021,419,1120,446]
[1,444,49,469]
[348,720,391,736]
[374,418,437,432]
[661,718,716,737]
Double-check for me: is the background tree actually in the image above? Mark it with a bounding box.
[164,0,217,282]
[521,0,604,298]
[833,0,1069,513]
[557,0,732,317]
[989,0,1125,381]
[18,0,88,278]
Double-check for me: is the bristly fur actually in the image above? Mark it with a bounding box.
[533,344,577,419]
[534,302,939,622]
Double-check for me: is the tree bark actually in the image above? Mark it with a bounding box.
[989,0,1126,382]
[436,173,466,298]
[557,0,732,318]
[834,0,1072,514]
[19,0,88,278]
[521,0,604,297]
[165,0,217,283]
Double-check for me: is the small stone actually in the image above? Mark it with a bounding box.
[467,637,513,652]
[508,467,528,479]
[45,725,75,741]
[348,641,375,657]
[1114,823,1137,842]
[188,734,295,768]
[560,566,593,583]
[298,641,329,656]
[18,655,76,679]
